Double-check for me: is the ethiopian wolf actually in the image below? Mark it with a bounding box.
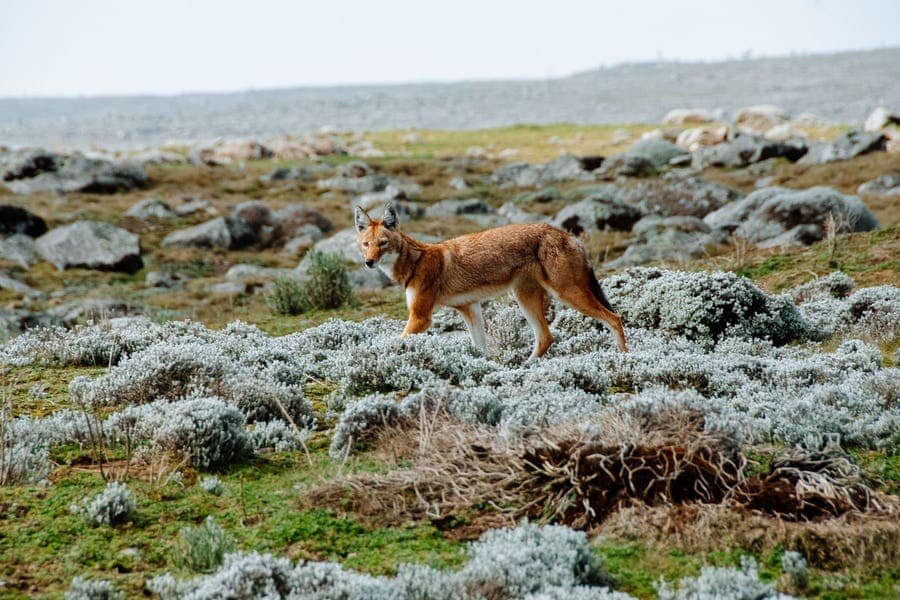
[354,203,627,358]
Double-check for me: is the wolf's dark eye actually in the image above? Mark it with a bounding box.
[362,242,369,247]
[379,240,388,246]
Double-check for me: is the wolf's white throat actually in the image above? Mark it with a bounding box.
[377,251,399,280]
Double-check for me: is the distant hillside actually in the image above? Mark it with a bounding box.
[0,47,897,149]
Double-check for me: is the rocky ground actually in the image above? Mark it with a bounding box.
[0,107,899,598]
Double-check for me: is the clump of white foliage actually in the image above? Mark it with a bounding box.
[0,411,54,485]
[603,268,809,346]
[781,551,809,590]
[0,318,205,367]
[656,557,795,600]
[788,273,899,342]
[789,271,855,304]
[199,476,225,496]
[65,576,124,600]
[329,395,406,458]
[70,482,136,527]
[147,522,627,599]
[248,419,310,452]
[175,516,234,573]
[105,397,250,470]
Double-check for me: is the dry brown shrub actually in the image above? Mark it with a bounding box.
[306,406,897,538]
[598,503,900,571]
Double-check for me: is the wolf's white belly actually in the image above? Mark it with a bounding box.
[442,284,510,307]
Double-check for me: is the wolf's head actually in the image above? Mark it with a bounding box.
[354,203,401,269]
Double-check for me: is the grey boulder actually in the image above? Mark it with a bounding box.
[125,198,175,219]
[607,216,718,267]
[490,155,596,188]
[618,176,742,218]
[704,186,879,247]
[424,198,493,218]
[693,134,807,168]
[857,174,900,196]
[800,130,887,164]
[595,153,657,178]
[498,203,548,224]
[624,138,690,168]
[37,221,142,273]
[162,217,232,249]
[260,165,328,183]
[552,192,642,234]
[273,204,333,242]
[2,151,147,194]
[0,234,41,268]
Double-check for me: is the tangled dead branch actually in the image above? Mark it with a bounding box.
[307,407,897,535]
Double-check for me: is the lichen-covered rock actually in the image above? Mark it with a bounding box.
[607,216,718,267]
[2,151,147,194]
[615,176,741,218]
[553,191,642,234]
[424,198,493,217]
[0,234,41,268]
[694,134,807,168]
[662,108,717,125]
[595,153,657,178]
[801,130,887,164]
[36,221,142,273]
[734,104,789,133]
[675,126,729,151]
[490,155,596,188]
[624,138,690,168]
[857,174,900,196]
[162,218,231,249]
[864,106,900,132]
[125,198,175,219]
[703,186,878,247]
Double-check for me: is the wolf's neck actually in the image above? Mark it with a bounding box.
[389,232,430,287]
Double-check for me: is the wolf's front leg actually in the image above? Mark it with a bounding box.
[401,291,434,338]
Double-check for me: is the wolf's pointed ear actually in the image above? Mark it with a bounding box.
[354,206,371,232]
[382,203,399,230]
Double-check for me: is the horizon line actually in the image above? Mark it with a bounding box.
[1,43,897,103]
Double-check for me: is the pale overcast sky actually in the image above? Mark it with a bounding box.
[2,0,898,97]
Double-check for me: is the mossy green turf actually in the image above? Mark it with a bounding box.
[0,437,465,598]
[2,441,897,598]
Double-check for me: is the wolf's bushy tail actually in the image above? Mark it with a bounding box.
[587,267,616,312]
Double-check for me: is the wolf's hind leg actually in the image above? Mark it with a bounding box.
[549,285,627,352]
[455,303,488,353]
[513,280,553,359]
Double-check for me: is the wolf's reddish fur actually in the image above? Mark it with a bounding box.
[355,204,627,357]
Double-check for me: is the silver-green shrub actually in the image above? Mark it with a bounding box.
[199,476,225,496]
[656,557,794,600]
[65,576,124,600]
[248,419,309,452]
[780,551,809,590]
[106,397,250,470]
[175,516,234,573]
[266,275,308,316]
[71,482,136,527]
[603,268,809,346]
[145,522,627,599]
[267,251,355,315]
